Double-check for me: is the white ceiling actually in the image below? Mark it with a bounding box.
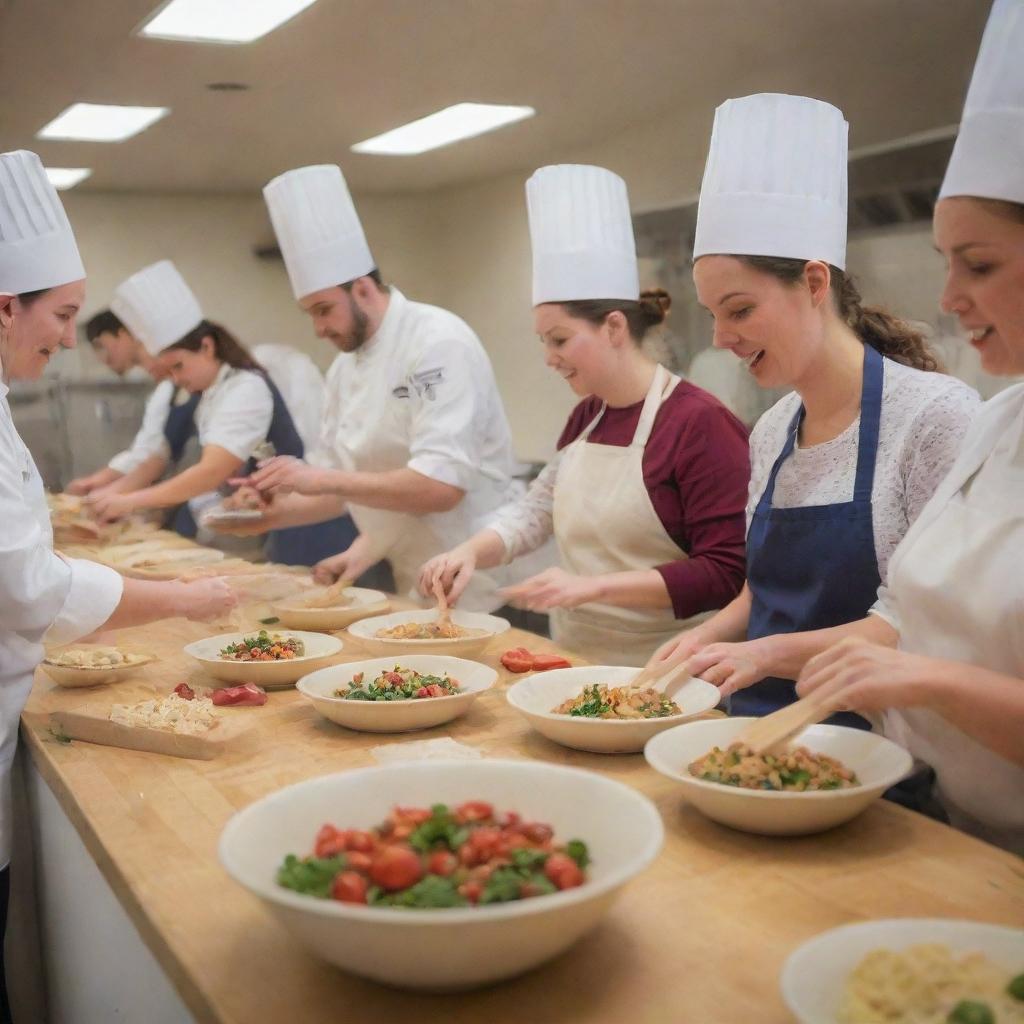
[0,0,991,197]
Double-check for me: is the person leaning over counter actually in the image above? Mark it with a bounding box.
[66,308,199,502]
[648,93,980,724]
[419,164,749,667]
[86,260,355,565]
[218,163,535,611]
[0,150,237,1022]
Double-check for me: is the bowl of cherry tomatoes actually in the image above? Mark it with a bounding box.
[219,759,663,990]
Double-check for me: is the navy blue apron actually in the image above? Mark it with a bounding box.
[739,345,885,729]
[251,371,358,567]
[164,389,201,538]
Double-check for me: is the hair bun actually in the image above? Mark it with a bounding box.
[639,287,671,326]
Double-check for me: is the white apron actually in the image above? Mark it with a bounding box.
[551,365,712,667]
[880,383,1024,854]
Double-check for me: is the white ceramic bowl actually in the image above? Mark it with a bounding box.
[184,630,343,689]
[644,717,913,836]
[781,918,1024,1024]
[272,587,391,632]
[41,650,154,689]
[347,608,510,660]
[506,665,721,754]
[296,655,497,733]
[219,760,664,991]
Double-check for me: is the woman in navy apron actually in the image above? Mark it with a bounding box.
[644,95,978,738]
[88,260,356,566]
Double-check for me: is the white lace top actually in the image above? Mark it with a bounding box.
[746,358,980,582]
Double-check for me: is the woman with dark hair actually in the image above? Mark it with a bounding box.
[420,164,750,667]
[646,94,979,723]
[87,260,354,565]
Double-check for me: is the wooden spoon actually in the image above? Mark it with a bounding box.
[733,692,833,755]
[303,577,354,609]
[432,578,452,630]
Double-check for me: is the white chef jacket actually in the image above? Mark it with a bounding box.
[107,378,173,475]
[252,343,325,456]
[0,366,124,868]
[309,288,525,610]
[871,383,1024,854]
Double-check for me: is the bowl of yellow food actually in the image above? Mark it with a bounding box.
[781,918,1024,1024]
[272,587,391,632]
[346,609,510,660]
[643,717,913,836]
[184,629,344,688]
[41,645,155,688]
[506,665,720,754]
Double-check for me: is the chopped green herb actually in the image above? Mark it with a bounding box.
[276,854,346,898]
[258,616,280,625]
[566,839,590,869]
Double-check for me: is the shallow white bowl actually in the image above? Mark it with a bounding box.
[644,717,913,836]
[184,630,343,689]
[273,587,391,632]
[347,608,510,659]
[219,759,664,991]
[781,918,1024,1024]
[41,650,154,689]
[297,655,497,733]
[506,665,721,754]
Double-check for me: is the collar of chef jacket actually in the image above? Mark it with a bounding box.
[352,287,407,365]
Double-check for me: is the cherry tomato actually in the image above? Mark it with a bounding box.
[392,806,432,825]
[345,829,375,853]
[522,822,554,844]
[346,851,372,873]
[314,825,348,858]
[544,853,584,890]
[455,801,494,824]
[331,871,368,904]
[458,881,483,904]
[369,844,424,891]
[427,850,457,876]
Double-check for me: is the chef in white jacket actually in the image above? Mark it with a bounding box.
[796,0,1024,853]
[0,151,235,1015]
[229,164,528,610]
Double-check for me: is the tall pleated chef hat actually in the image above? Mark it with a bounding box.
[0,150,85,295]
[693,93,849,270]
[111,259,204,357]
[940,0,1024,204]
[526,164,639,306]
[263,164,375,300]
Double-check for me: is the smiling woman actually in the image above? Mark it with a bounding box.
[0,283,84,382]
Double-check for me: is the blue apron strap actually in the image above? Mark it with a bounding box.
[852,345,884,502]
[755,407,802,513]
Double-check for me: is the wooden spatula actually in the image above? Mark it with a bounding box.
[733,692,833,755]
[303,577,354,609]
[432,578,452,630]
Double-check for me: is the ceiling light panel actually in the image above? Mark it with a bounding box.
[37,103,169,142]
[351,103,536,156]
[141,0,319,44]
[44,168,93,190]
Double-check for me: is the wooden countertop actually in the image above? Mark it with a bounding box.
[21,551,1024,1024]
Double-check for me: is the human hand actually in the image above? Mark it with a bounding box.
[178,576,238,622]
[313,540,374,587]
[686,638,776,695]
[418,547,478,606]
[234,456,332,498]
[498,567,602,611]
[85,490,137,523]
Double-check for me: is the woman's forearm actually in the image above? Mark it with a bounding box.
[761,615,899,680]
[129,451,241,510]
[459,529,509,572]
[592,569,673,610]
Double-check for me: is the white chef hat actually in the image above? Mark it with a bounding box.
[940,0,1024,204]
[693,93,849,270]
[0,150,85,295]
[111,259,204,357]
[263,164,375,300]
[526,164,640,306]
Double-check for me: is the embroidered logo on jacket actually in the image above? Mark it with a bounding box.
[392,366,445,402]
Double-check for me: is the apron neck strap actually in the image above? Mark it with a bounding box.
[632,364,677,448]
[757,345,886,511]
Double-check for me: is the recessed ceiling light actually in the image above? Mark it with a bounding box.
[44,168,92,190]
[37,103,169,143]
[140,0,319,44]
[351,103,536,156]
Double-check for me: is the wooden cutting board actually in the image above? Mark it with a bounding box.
[49,706,251,761]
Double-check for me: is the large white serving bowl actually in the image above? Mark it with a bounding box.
[506,665,721,754]
[644,717,913,836]
[296,655,498,733]
[272,587,391,632]
[347,608,510,659]
[781,918,1024,1024]
[219,759,664,991]
[184,630,343,689]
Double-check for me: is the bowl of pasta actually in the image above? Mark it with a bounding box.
[346,609,510,659]
[41,645,155,688]
[781,918,1024,1024]
[273,586,391,632]
[506,665,720,754]
[643,716,913,836]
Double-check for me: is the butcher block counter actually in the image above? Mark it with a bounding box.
[19,558,1024,1024]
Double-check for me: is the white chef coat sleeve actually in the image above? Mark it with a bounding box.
[404,340,484,491]
[488,456,559,561]
[0,419,123,642]
[107,380,173,474]
[198,372,274,462]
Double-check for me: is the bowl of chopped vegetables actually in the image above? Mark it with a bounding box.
[184,629,344,688]
[347,609,510,659]
[506,665,720,754]
[218,759,663,990]
[296,655,498,732]
[644,717,913,836]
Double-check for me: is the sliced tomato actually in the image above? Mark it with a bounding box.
[530,654,572,672]
[500,647,535,673]
[331,871,368,904]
